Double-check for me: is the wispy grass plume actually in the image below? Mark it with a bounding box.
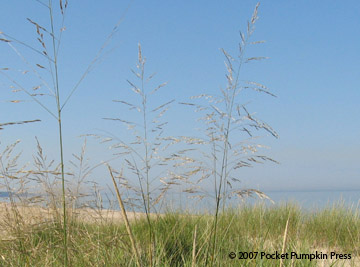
[180,3,278,264]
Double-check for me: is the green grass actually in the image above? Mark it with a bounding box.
[0,202,358,266]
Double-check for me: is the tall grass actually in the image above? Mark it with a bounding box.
[179,3,278,264]
[93,3,279,266]
[0,1,128,265]
[0,202,358,265]
[94,43,193,265]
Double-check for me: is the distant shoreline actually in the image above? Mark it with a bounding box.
[1,189,359,213]
[0,201,157,225]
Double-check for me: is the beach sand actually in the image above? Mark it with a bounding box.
[0,201,157,241]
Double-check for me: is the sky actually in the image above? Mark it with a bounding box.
[0,0,359,193]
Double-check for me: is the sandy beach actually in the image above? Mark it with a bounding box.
[0,201,156,240]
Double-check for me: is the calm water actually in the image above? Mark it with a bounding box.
[265,189,360,209]
[162,189,360,213]
[1,189,359,212]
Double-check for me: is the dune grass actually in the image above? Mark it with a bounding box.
[0,202,358,266]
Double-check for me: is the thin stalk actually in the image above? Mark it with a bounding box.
[132,154,155,266]
[49,0,67,265]
[219,33,248,212]
[141,64,150,215]
[140,55,154,267]
[280,216,290,267]
[108,165,141,267]
[191,225,198,267]
[209,10,253,267]
[60,0,133,110]
[57,113,67,265]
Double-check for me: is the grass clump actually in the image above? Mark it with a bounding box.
[0,202,359,266]
[304,202,360,253]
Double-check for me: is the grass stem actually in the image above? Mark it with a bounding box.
[108,165,141,267]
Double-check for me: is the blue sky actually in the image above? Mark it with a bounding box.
[0,0,359,192]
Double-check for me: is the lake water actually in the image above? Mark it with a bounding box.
[1,189,359,213]
[265,189,360,209]
[161,189,360,213]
